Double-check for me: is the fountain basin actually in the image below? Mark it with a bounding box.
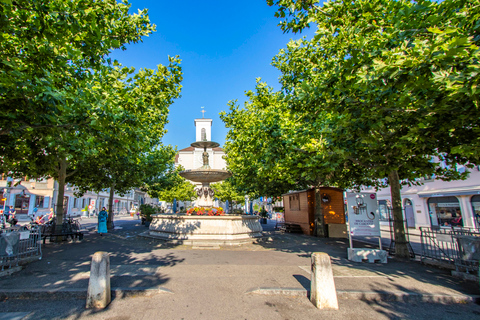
[179,168,232,183]
[148,214,263,246]
[190,141,220,149]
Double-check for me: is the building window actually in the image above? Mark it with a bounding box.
[35,196,45,208]
[377,200,389,221]
[73,198,77,208]
[428,196,462,227]
[15,194,30,214]
[289,194,300,211]
[201,128,206,141]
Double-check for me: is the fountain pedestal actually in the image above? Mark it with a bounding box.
[148,214,262,246]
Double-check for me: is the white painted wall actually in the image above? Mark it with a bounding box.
[363,168,480,229]
[194,118,212,141]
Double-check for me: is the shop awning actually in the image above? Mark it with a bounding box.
[418,186,480,198]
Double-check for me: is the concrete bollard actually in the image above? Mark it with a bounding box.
[310,252,339,310]
[86,251,111,309]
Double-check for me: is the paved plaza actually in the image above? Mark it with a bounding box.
[1,216,479,319]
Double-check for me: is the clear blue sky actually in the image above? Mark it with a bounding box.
[109,0,315,150]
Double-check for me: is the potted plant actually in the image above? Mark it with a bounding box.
[140,204,156,227]
[259,207,268,224]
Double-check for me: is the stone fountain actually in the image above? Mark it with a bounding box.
[179,140,231,207]
[147,139,262,246]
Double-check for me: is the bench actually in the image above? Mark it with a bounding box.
[275,222,303,234]
[40,221,84,244]
[285,223,303,234]
[275,221,285,231]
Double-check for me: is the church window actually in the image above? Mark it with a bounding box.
[201,128,206,141]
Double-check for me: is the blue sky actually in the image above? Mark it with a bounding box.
[109,0,315,149]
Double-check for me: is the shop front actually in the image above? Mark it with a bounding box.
[15,193,31,214]
[427,196,462,227]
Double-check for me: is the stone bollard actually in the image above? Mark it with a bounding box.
[310,252,339,310]
[86,251,111,309]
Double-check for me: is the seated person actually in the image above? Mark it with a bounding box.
[35,212,54,225]
[34,215,46,224]
[451,214,463,227]
[7,206,18,226]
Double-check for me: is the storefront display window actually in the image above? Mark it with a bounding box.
[404,199,415,228]
[428,196,462,227]
[471,195,480,229]
[378,200,389,221]
[35,195,44,208]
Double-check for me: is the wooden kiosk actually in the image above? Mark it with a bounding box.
[282,187,347,238]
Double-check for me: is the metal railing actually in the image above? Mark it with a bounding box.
[1,225,42,271]
[420,226,480,273]
[387,208,416,258]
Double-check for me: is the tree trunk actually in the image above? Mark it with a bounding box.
[388,169,410,260]
[107,183,115,230]
[314,188,326,237]
[54,158,67,234]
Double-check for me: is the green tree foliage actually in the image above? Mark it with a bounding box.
[72,146,177,229]
[139,203,157,222]
[210,178,246,212]
[223,0,480,258]
[144,165,187,199]
[0,0,155,137]
[263,0,480,259]
[156,180,196,205]
[0,1,183,231]
[221,81,374,235]
[149,165,196,205]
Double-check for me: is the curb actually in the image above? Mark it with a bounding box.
[246,287,480,304]
[0,286,173,300]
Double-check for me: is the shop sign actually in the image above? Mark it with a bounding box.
[434,203,458,207]
[346,192,380,237]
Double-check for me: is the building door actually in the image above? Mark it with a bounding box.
[404,199,415,228]
[15,194,30,214]
[63,196,69,215]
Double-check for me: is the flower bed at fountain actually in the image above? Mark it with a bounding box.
[186,207,224,216]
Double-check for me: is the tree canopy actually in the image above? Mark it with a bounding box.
[221,0,479,258]
[211,178,246,212]
[0,0,183,230]
[146,165,196,205]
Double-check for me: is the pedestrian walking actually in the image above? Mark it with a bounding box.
[3,206,10,223]
[98,207,108,236]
